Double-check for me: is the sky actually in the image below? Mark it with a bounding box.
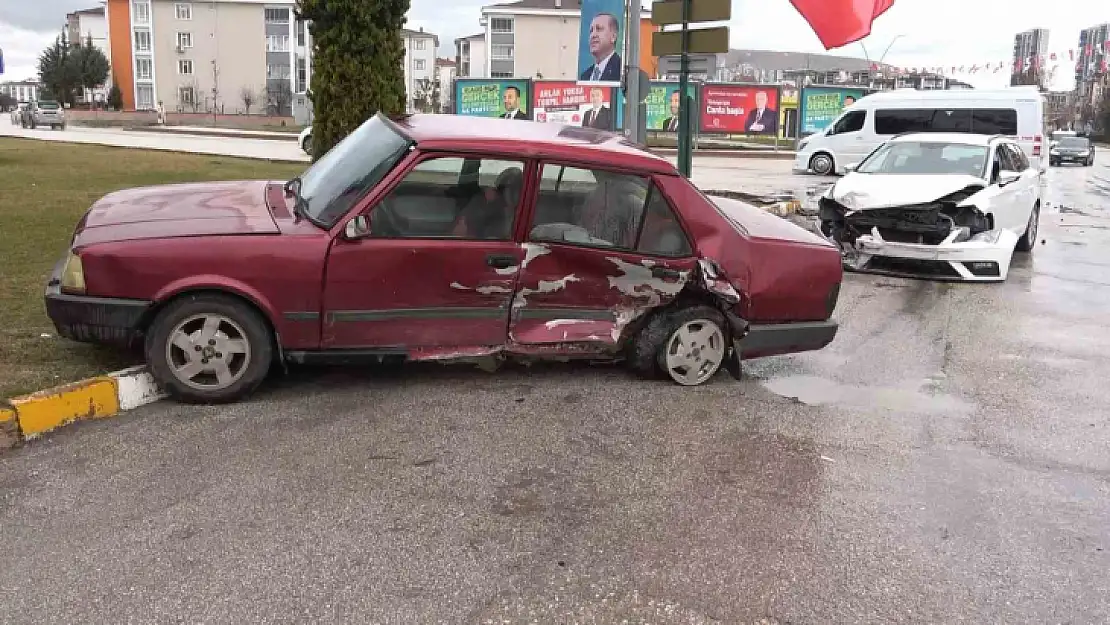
[3,0,1109,90]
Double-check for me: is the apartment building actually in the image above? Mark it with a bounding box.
[455,33,486,78]
[436,58,457,112]
[67,6,111,102]
[0,81,41,103]
[476,0,657,80]
[105,0,309,113]
[402,28,438,113]
[1011,28,1049,87]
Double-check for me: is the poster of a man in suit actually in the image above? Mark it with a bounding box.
[581,88,613,129]
[745,90,779,135]
[578,0,625,85]
[660,89,681,131]
[500,86,528,119]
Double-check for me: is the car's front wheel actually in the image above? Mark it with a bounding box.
[301,134,312,155]
[1016,203,1040,253]
[630,304,728,386]
[809,152,835,176]
[145,293,274,403]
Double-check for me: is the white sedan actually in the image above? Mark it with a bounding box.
[818,133,1041,282]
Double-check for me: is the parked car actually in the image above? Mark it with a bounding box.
[10,103,28,124]
[21,100,66,129]
[298,125,312,155]
[46,113,843,403]
[818,132,1041,282]
[1049,136,1095,166]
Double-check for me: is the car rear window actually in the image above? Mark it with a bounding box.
[38,101,60,109]
[874,108,1017,135]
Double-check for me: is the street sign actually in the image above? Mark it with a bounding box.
[651,0,731,26]
[651,27,730,56]
[659,54,716,76]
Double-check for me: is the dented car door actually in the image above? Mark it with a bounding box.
[507,163,698,347]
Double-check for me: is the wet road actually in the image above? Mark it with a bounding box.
[2,150,1109,623]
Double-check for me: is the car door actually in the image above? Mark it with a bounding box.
[823,109,869,167]
[508,161,698,348]
[321,153,532,351]
[999,142,1037,233]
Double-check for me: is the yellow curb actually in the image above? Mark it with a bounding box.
[11,377,121,437]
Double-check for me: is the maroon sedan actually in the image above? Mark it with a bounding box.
[46,114,843,403]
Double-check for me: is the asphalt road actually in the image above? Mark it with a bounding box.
[2,132,1109,623]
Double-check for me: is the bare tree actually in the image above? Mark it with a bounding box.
[265,81,293,116]
[412,78,440,113]
[240,86,257,115]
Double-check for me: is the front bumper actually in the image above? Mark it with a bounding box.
[791,151,811,173]
[45,260,150,346]
[839,227,1019,282]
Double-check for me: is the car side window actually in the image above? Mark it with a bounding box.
[531,164,690,256]
[1006,144,1029,170]
[368,156,525,240]
[830,110,865,135]
[998,144,1021,172]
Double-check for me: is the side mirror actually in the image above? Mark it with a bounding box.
[844,162,859,173]
[999,171,1021,186]
[343,215,370,239]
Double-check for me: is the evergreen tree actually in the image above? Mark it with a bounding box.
[296,0,410,160]
[38,33,81,105]
[71,34,111,100]
[108,81,124,110]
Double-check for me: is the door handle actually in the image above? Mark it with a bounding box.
[651,266,681,279]
[486,254,517,269]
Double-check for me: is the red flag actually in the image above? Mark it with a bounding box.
[1050,52,1057,61]
[1105,40,1110,53]
[790,0,895,49]
[1069,49,1074,60]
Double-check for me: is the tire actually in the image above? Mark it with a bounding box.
[1016,203,1040,253]
[629,304,728,386]
[302,134,312,155]
[145,293,274,403]
[809,152,835,176]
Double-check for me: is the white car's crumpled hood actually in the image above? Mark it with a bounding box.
[829,174,986,211]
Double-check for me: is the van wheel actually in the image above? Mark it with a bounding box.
[809,152,835,176]
[629,304,727,386]
[1016,203,1040,253]
[145,293,274,403]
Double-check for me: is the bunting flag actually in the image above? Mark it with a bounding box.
[790,0,896,49]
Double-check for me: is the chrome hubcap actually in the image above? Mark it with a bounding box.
[166,314,251,390]
[664,320,726,386]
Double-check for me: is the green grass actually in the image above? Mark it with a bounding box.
[0,138,304,399]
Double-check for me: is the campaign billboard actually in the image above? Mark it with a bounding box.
[455,79,531,119]
[645,82,698,133]
[532,81,616,129]
[578,0,625,85]
[798,86,866,135]
[699,84,781,135]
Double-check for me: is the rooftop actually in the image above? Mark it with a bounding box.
[70,6,105,15]
[390,114,674,174]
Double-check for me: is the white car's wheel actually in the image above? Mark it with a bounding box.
[1016,203,1040,253]
[810,152,835,176]
[301,134,312,155]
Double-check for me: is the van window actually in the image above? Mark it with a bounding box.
[874,107,1018,136]
[971,109,1018,135]
[829,110,865,135]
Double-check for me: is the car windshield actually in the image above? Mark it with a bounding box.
[1059,137,1089,148]
[856,141,988,177]
[296,115,412,227]
[38,101,60,109]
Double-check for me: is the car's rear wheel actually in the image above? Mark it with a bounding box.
[1016,203,1040,253]
[809,152,835,176]
[145,293,274,403]
[302,134,312,155]
[629,304,728,386]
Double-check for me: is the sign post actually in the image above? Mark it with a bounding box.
[652,0,730,177]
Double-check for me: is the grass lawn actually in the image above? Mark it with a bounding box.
[0,138,304,399]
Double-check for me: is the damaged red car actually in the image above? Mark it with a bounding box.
[46,114,843,403]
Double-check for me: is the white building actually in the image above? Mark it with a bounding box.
[435,58,457,112]
[402,28,438,113]
[455,33,486,78]
[67,6,111,102]
[1,80,41,103]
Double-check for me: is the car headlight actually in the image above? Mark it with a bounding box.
[1050,148,1059,155]
[1079,150,1090,156]
[60,251,86,294]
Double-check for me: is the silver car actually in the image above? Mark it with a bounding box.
[21,100,67,130]
[10,103,28,124]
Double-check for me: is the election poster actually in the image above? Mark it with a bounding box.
[645,82,697,133]
[578,0,625,85]
[698,84,781,135]
[799,86,866,135]
[531,81,615,129]
[455,79,531,119]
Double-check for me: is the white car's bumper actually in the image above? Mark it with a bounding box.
[791,151,811,173]
[840,227,1019,282]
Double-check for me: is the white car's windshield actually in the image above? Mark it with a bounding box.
[856,141,989,177]
[296,115,412,227]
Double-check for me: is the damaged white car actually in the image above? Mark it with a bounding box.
[818,133,1041,282]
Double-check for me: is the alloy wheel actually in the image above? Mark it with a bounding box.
[810,153,833,176]
[165,313,252,391]
[663,319,726,386]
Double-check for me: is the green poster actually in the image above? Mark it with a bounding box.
[645,82,696,132]
[455,79,530,118]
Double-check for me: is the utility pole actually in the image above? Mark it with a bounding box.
[624,0,641,144]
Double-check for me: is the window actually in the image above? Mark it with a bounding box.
[971,109,1018,135]
[264,7,289,23]
[267,34,290,52]
[829,110,865,135]
[490,17,513,33]
[178,59,194,75]
[296,19,306,46]
[367,157,526,239]
[296,57,307,92]
[267,64,291,79]
[135,57,153,79]
[176,32,193,49]
[414,39,426,50]
[874,108,1018,136]
[174,3,192,19]
[179,86,195,105]
[137,84,154,109]
[492,71,513,78]
[132,1,150,24]
[530,164,690,255]
[491,45,514,58]
[413,59,426,70]
[134,29,151,52]
[1001,143,1028,171]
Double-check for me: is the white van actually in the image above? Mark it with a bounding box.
[793,87,1046,176]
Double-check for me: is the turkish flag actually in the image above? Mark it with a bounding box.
[790,0,895,49]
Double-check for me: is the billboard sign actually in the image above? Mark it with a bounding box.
[578,0,626,85]
[532,81,616,129]
[799,86,866,135]
[699,84,781,135]
[644,81,697,132]
[455,79,531,119]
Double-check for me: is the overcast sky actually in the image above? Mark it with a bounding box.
[3,0,1109,89]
